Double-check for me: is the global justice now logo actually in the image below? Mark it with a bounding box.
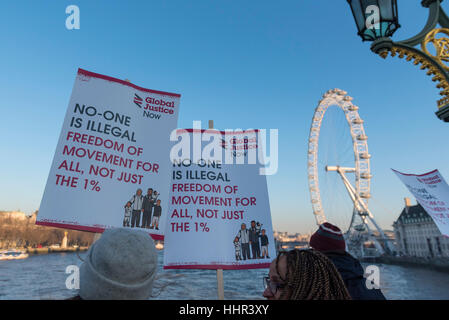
[132,93,176,115]
[133,94,143,108]
[220,136,258,158]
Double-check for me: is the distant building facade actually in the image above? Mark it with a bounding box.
[273,231,311,243]
[273,231,311,251]
[0,211,30,221]
[393,198,449,258]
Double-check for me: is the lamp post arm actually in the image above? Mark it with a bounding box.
[373,41,449,108]
[438,3,449,26]
[397,0,441,47]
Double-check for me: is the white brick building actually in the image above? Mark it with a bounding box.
[393,198,449,258]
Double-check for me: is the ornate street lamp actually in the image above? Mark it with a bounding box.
[348,0,400,41]
[347,0,449,122]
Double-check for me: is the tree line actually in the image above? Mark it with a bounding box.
[0,211,94,248]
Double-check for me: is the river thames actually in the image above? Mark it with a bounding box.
[1,251,449,300]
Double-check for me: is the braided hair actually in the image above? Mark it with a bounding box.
[275,249,351,300]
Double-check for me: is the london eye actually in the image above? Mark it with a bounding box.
[307,88,391,257]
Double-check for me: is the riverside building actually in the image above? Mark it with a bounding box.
[393,198,449,258]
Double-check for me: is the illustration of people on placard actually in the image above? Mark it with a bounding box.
[234,220,267,261]
[260,229,270,259]
[152,190,159,203]
[123,201,132,227]
[142,188,154,229]
[124,188,161,230]
[233,236,242,261]
[249,220,261,259]
[235,223,251,261]
[129,189,144,228]
[150,199,162,230]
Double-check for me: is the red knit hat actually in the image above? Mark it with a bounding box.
[310,222,346,252]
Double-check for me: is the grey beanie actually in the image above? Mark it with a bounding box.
[79,228,158,300]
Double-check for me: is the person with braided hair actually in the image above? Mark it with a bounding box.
[262,249,352,300]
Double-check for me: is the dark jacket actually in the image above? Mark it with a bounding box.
[324,251,386,300]
[142,195,154,212]
[260,235,269,246]
[153,205,162,217]
[249,227,260,243]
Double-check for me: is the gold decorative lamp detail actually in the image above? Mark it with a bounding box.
[421,28,449,71]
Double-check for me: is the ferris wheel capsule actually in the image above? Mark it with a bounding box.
[357,134,368,141]
[359,153,371,159]
[360,192,371,199]
[361,173,373,179]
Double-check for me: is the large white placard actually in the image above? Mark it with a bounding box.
[37,68,181,239]
[163,129,276,269]
[393,169,449,237]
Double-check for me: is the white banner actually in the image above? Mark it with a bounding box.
[37,68,181,239]
[163,129,276,270]
[393,169,449,237]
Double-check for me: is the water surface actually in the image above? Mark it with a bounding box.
[1,251,448,300]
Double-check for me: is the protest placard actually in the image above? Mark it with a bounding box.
[36,68,181,239]
[393,169,449,237]
[163,129,276,269]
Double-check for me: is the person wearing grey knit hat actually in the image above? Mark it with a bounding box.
[76,228,158,300]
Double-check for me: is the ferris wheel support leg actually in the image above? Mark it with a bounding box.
[337,169,390,255]
[335,169,365,229]
[361,218,385,255]
[360,241,365,258]
[365,214,393,254]
[339,173,391,255]
[348,207,357,234]
[340,176,360,232]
